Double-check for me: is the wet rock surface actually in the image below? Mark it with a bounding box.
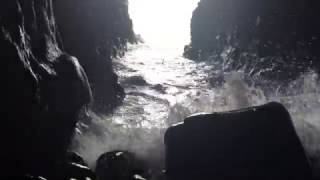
[165,102,312,180]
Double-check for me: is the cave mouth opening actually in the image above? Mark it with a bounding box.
[128,0,200,51]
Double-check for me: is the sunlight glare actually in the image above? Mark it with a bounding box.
[129,0,200,50]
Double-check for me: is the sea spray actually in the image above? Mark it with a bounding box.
[72,44,320,176]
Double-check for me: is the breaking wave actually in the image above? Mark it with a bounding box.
[71,43,320,177]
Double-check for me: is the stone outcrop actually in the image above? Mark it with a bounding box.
[185,0,320,66]
[2,0,92,178]
[2,0,135,177]
[165,102,312,180]
[53,0,136,112]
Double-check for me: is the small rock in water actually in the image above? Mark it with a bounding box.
[96,151,148,180]
[122,76,148,86]
[151,84,167,94]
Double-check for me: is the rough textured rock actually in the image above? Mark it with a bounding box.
[53,0,136,112]
[2,0,91,178]
[165,102,312,180]
[185,0,320,65]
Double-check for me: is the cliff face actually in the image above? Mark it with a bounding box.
[185,0,320,64]
[2,0,92,177]
[2,0,134,178]
[54,0,135,112]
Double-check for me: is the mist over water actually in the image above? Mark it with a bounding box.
[72,0,320,174]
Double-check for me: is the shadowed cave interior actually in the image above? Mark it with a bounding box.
[2,0,320,179]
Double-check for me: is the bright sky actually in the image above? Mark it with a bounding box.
[129,0,200,49]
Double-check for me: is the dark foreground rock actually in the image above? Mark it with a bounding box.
[165,102,312,180]
[2,0,92,178]
[2,0,136,178]
[53,0,136,112]
[96,151,149,180]
[185,0,320,66]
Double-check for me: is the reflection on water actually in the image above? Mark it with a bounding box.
[113,44,211,128]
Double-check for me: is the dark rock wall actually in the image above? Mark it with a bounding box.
[185,0,320,65]
[54,0,136,112]
[2,0,134,177]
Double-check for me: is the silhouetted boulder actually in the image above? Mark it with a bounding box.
[2,0,91,178]
[53,0,136,112]
[185,0,320,66]
[165,102,312,180]
[96,151,148,180]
